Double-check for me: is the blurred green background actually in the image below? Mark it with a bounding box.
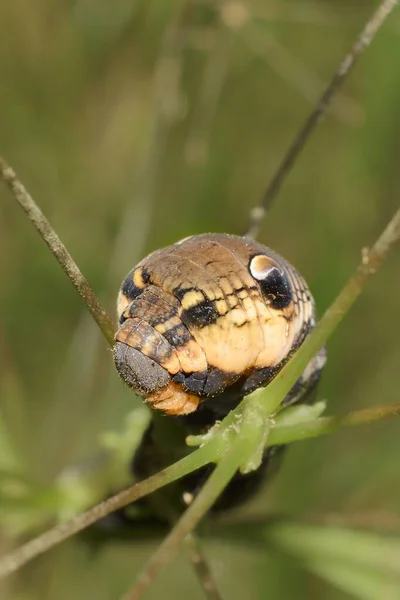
[1,1,400,599]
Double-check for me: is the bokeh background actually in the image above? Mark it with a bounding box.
[1,1,400,599]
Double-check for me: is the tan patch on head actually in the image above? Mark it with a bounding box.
[227,308,247,327]
[188,295,299,374]
[147,382,200,415]
[180,290,206,311]
[158,355,181,376]
[215,298,229,316]
[229,273,245,291]
[192,320,259,373]
[226,294,239,309]
[175,339,208,373]
[255,315,296,367]
[133,268,148,288]
[238,289,249,300]
[218,277,234,296]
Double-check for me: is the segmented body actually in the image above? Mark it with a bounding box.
[114,233,323,417]
[113,233,326,511]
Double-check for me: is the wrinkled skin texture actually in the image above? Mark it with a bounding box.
[111,233,326,514]
[114,233,323,417]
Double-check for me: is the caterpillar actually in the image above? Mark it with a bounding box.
[113,233,326,513]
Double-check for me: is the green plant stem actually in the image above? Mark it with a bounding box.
[252,207,400,415]
[0,193,399,584]
[123,440,246,600]
[269,402,400,446]
[246,0,399,239]
[0,156,115,346]
[122,401,270,600]
[0,443,213,580]
[1,199,399,580]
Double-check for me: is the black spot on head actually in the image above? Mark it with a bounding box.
[181,299,219,328]
[141,267,151,284]
[177,371,207,395]
[173,368,238,397]
[255,265,292,309]
[121,274,144,302]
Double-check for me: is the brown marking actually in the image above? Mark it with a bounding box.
[116,317,181,375]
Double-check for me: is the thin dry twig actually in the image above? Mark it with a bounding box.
[241,26,363,125]
[0,2,399,591]
[269,401,400,446]
[46,0,192,473]
[0,156,116,346]
[185,534,224,600]
[245,0,399,239]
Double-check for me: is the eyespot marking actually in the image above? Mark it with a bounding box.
[249,254,292,309]
[114,233,320,416]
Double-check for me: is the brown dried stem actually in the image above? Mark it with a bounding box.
[185,534,224,600]
[241,27,363,125]
[0,156,115,346]
[245,0,399,239]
